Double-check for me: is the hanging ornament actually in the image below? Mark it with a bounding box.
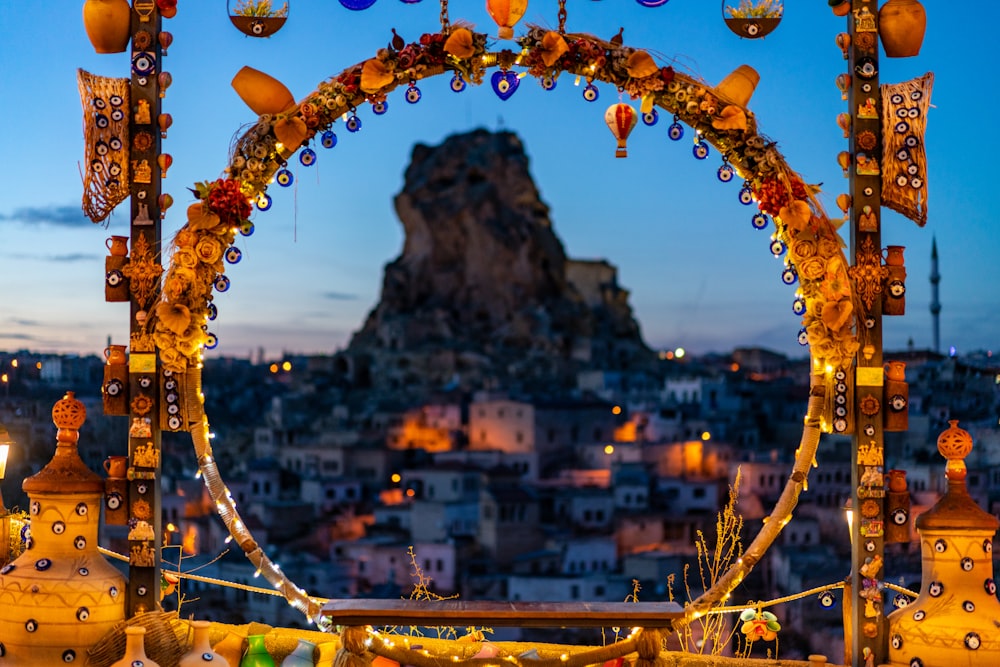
[157,113,172,138]
[723,0,782,39]
[158,193,173,219]
[582,83,599,102]
[256,193,272,211]
[604,103,637,158]
[636,0,670,6]
[339,0,377,8]
[717,161,734,182]
[228,0,289,37]
[450,74,467,92]
[667,116,684,140]
[486,0,528,39]
[299,148,316,166]
[491,70,519,101]
[751,212,768,229]
[405,82,422,104]
[346,114,362,132]
[275,168,294,186]
[372,100,389,115]
[641,108,658,126]
[321,130,337,148]
[692,139,709,160]
[158,31,173,55]
[157,71,172,98]
[835,73,851,100]
[157,153,172,178]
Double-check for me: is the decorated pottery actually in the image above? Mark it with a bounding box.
[180,619,230,666]
[240,634,276,667]
[0,393,127,665]
[715,64,759,107]
[280,638,316,667]
[111,625,161,667]
[231,66,296,116]
[878,0,926,58]
[83,0,132,54]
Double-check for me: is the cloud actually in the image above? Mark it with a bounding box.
[0,205,91,228]
[323,291,359,301]
[0,332,38,341]
[50,253,96,263]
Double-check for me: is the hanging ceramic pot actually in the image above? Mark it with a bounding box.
[228,0,289,38]
[231,66,296,116]
[111,626,162,667]
[240,634,276,667]
[82,0,132,54]
[280,639,316,667]
[878,0,926,58]
[180,620,230,667]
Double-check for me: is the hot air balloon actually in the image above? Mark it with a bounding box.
[835,32,851,59]
[837,151,851,177]
[835,73,851,100]
[158,71,172,98]
[605,103,638,158]
[157,153,172,178]
[486,0,528,40]
[158,193,173,219]
[836,112,851,138]
[158,31,173,56]
[836,193,852,214]
[158,113,172,139]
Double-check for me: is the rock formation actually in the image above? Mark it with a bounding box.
[343,129,654,394]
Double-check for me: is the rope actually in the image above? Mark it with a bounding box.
[558,0,567,33]
[440,0,449,32]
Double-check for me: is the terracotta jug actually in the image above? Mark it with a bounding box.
[884,360,906,382]
[180,620,230,667]
[878,0,926,58]
[883,245,905,267]
[105,344,128,365]
[104,455,128,478]
[887,469,908,493]
[107,235,129,257]
[83,0,132,54]
[111,626,162,667]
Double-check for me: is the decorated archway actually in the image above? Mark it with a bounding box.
[149,14,860,645]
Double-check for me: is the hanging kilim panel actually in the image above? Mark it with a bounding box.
[880,72,933,227]
[78,69,131,225]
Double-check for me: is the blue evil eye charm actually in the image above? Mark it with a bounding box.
[781,266,798,285]
[207,302,218,321]
[541,75,557,91]
[405,85,422,104]
[299,148,317,166]
[893,593,909,609]
[792,296,806,316]
[717,163,734,182]
[751,213,769,229]
[255,193,271,211]
[582,83,599,102]
[346,114,362,132]
[739,186,754,205]
[239,221,254,237]
[204,333,218,350]
[692,141,709,160]
[214,275,231,293]
[491,71,519,101]
[225,247,242,264]
[642,109,658,126]
[372,100,388,115]
[817,591,836,608]
[636,0,670,6]
[769,238,786,256]
[321,130,337,148]
[667,121,684,141]
[450,74,466,92]
[276,169,293,187]
[339,0,377,9]
[797,327,809,346]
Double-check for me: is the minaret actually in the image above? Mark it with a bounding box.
[930,236,941,353]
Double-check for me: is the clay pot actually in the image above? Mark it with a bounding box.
[884,360,906,382]
[180,620,230,666]
[103,455,128,478]
[111,626,161,667]
[830,1,851,17]
[888,469,908,493]
[231,66,295,116]
[82,0,132,54]
[104,344,128,365]
[879,0,926,58]
[715,64,760,107]
[106,235,129,257]
[883,245,905,266]
[241,634,275,667]
[280,639,315,667]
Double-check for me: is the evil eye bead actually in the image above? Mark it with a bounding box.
[792,297,806,316]
[25,619,38,633]
[63,649,77,662]
[52,522,66,535]
[76,607,90,622]
[797,327,809,346]
[928,581,943,597]
[582,83,599,102]
[239,221,255,237]
[36,558,52,571]
[346,114,362,132]
[769,239,786,257]
[106,269,124,287]
[93,97,107,110]
[890,93,904,105]
[817,591,836,608]
[891,508,908,525]
[95,140,110,155]
[896,174,909,187]
[109,137,123,150]
[751,213,768,229]
[896,107,909,119]
[31,501,39,515]
[985,578,997,595]
[540,75,557,91]
[207,302,218,321]
[78,567,89,576]
[372,100,388,115]
[642,109,658,126]
[105,493,122,510]
[781,266,797,285]
[132,51,156,76]
[204,333,218,350]
[214,275,231,293]
[667,122,684,141]
[907,163,920,175]
[934,539,947,553]
[963,600,976,613]
[739,187,754,205]
[891,634,903,649]
[137,483,148,494]
[965,633,982,650]
[907,107,920,118]
[692,141,709,160]
[321,130,337,148]
[855,56,877,79]
[74,536,87,550]
[450,74,467,92]
[299,148,317,166]
[405,86,422,104]
[110,586,119,598]
[910,177,923,189]
[717,164,734,182]
[255,193,271,211]
[833,418,847,433]
[984,539,993,553]
[893,593,909,608]
[137,585,148,596]
[905,135,920,148]
[896,148,910,161]
[912,609,925,621]
[201,653,215,661]
[110,108,125,122]
[225,247,242,264]
[0,564,14,574]
[275,169,293,187]
[894,120,909,133]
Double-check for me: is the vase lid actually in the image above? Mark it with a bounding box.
[22,392,104,494]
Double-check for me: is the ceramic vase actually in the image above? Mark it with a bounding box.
[231,66,295,116]
[281,639,316,667]
[180,620,230,667]
[111,626,161,667]
[240,634,276,667]
[83,0,132,54]
[878,0,926,58]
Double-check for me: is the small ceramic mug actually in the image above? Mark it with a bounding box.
[103,455,127,478]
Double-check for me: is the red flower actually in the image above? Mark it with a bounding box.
[660,66,675,84]
[156,0,177,9]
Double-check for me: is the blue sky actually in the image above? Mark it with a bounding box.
[0,1,994,361]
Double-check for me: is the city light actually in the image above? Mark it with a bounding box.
[701,431,711,441]
[391,473,401,483]
[604,445,614,455]
[611,405,621,415]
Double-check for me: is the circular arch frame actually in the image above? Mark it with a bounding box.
[150,23,861,642]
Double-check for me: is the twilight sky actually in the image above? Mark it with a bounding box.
[0,1,994,361]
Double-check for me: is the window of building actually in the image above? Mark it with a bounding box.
[693,487,706,499]
[570,585,580,600]
[516,431,523,444]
